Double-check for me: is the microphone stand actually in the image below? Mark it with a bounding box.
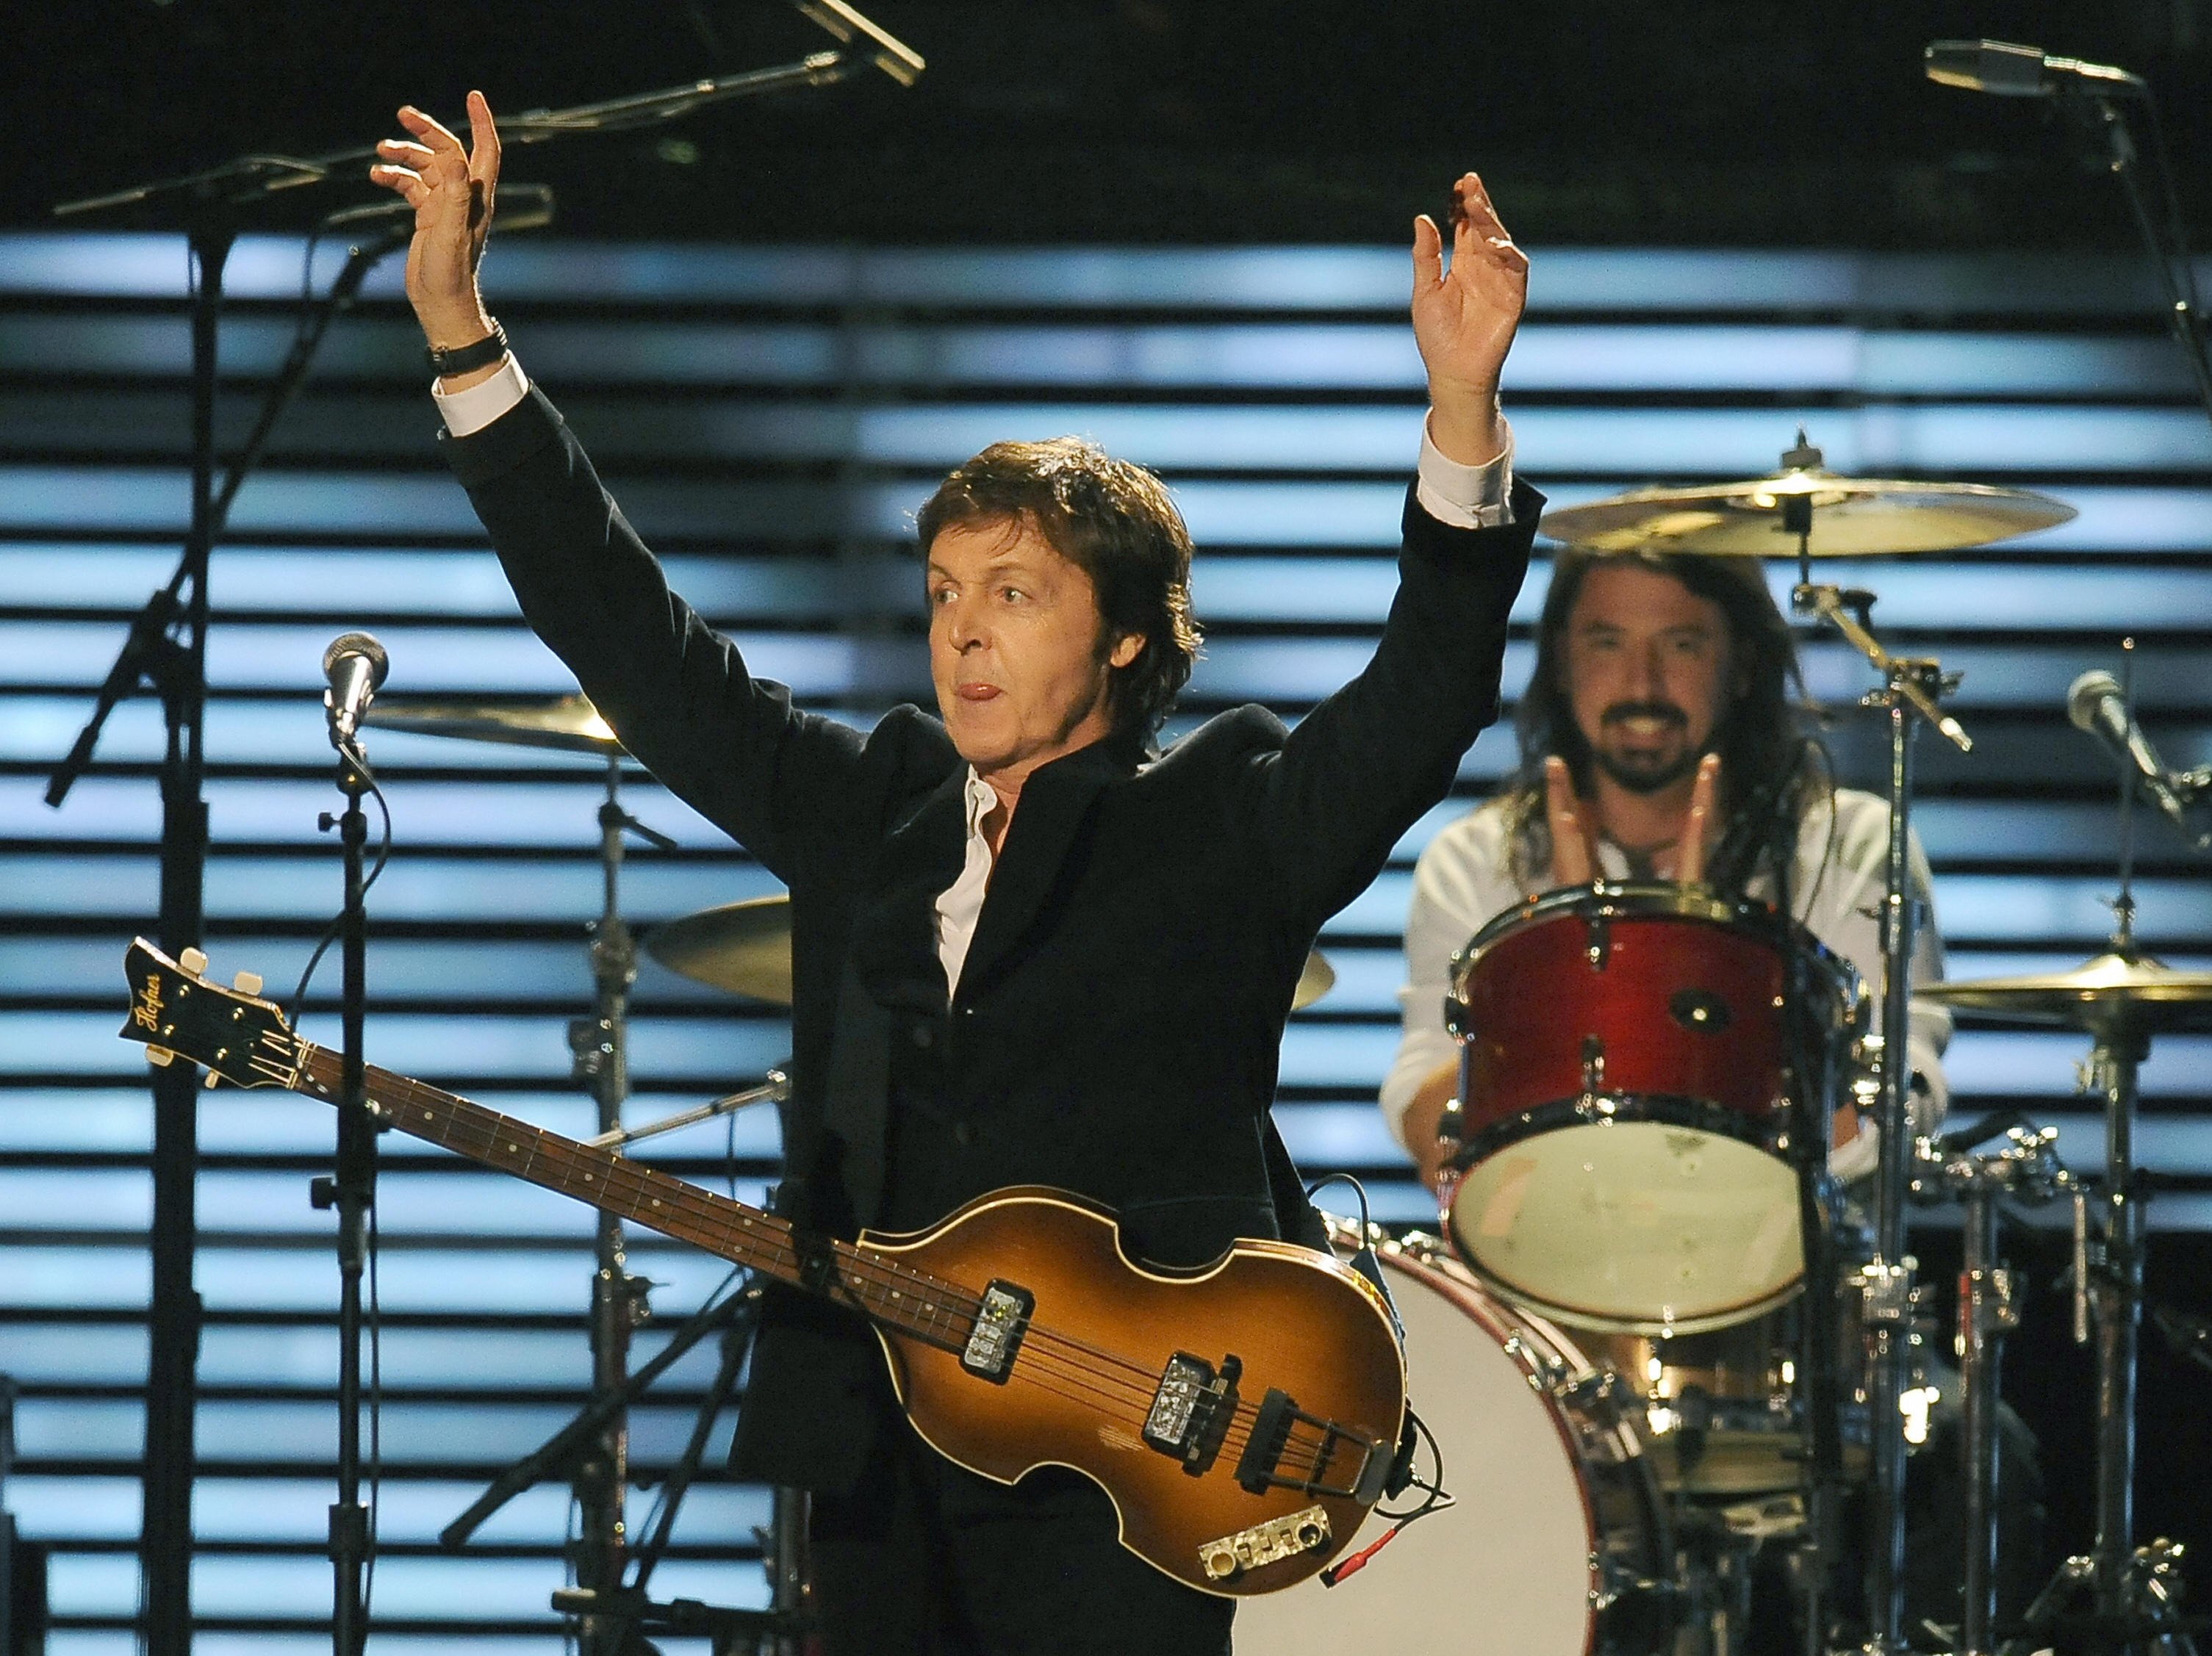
[311,730,378,1655]
[2050,85,2212,436]
[41,21,920,1644]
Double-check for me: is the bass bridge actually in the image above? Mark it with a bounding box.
[1142,1351,1242,1475]
[1235,1387,1395,1505]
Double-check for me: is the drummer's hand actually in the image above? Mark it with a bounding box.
[369,92,503,360]
[1412,172,1526,466]
[1543,756,1598,885]
[1676,754,1722,885]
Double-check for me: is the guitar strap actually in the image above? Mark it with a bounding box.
[1262,1113,1332,1252]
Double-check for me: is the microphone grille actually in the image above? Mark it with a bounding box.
[323,631,390,689]
[2066,669,2120,732]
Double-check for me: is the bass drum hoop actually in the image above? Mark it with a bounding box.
[1227,1220,1673,1655]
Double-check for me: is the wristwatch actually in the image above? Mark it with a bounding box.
[426,321,509,378]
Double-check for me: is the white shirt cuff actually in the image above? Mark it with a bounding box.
[1415,414,1515,529]
[431,354,531,437]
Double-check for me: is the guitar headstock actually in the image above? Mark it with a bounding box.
[121,938,298,1090]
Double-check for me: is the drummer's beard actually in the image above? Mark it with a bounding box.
[1590,702,1704,794]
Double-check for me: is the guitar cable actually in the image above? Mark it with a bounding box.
[1299,1172,1455,1585]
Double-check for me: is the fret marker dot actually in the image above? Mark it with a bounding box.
[583,1173,593,1182]
[509,1142,519,1152]
[651,1199,661,1208]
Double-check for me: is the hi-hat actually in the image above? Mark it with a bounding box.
[647,893,1338,1012]
[1917,952,2212,1034]
[1541,472,2076,557]
[362,694,624,756]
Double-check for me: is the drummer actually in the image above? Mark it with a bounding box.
[1379,539,1952,1189]
[1377,540,2053,1632]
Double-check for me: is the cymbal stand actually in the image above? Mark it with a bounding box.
[2008,1009,2200,1656]
[1912,1126,2074,1656]
[1784,463,1972,1655]
[568,755,677,1656]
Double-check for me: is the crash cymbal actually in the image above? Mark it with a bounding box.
[648,895,794,1006]
[647,893,1340,1014]
[362,694,624,756]
[1541,472,2076,557]
[1916,952,2212,1034]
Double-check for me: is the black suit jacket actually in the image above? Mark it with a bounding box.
[446,388,1540,1491]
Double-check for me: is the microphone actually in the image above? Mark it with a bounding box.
[1925,39,2149,98]
[791,0,926,86]
[320,181,556,234]
[2067,669,2199,838]
[323,632,389,749]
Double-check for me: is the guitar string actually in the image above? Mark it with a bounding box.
[255,1042,1339,1469]
[256,1043,1340,1468]
[257,1039,1350,1464]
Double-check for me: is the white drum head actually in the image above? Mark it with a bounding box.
[1232,1245,1612,1655]
[1450,1119,1803,1333]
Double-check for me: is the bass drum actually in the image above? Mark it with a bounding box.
[1233,1226,1673,1655]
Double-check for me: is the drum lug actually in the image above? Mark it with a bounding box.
[1584,912,1612,970]
[1581,1034,1606,1098]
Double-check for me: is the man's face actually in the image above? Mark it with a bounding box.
[1559,562,1737,796]
[927,516,1142,785]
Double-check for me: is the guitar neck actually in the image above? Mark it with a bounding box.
[281,1040,964,1350]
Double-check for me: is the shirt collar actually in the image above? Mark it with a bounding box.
[962,767,997,838]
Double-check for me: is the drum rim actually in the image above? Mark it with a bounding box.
[1446,879,1859,1008]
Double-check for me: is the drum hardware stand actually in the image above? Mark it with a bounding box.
[1911,1126,2074,1656]
[1775,441,1973,1656]
[1783,904,1852,1656]
[565,755,682,1656]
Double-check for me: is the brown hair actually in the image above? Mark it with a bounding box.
[1504,544,1827,888]
[916,437,1202,736]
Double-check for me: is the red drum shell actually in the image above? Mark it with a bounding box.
[1447,885,1848,1145]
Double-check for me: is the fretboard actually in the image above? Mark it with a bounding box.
[267,1034,977,1353]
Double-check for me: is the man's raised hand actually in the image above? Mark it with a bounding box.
[1411,172,1528,466]
[368,92,503,356]
[1542,756,1598,888]
[1677,754,1723,886]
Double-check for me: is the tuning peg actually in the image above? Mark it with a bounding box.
[180,946,209,976]
[204,1069,223,1090]
[232,971,263,996]
[146,1048,175,1068]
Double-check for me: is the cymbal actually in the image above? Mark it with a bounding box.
[649,896,794,1005]
[647,893,1340,1013]
[1916,952,2212,1034]
[1293,948,1336,1011]
[1540,472,2076,557]
[362,694,624,756]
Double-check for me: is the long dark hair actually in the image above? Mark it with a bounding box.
[1504,544,1829,890]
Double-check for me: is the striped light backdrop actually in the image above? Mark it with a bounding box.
[2,231,2210,1648]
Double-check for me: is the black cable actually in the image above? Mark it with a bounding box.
[286,745,392,1026]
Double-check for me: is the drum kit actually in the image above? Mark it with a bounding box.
[1252,438,2212,1656]
[361,434,2212,1656]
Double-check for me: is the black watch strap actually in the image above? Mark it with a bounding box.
[427,321,509,378]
